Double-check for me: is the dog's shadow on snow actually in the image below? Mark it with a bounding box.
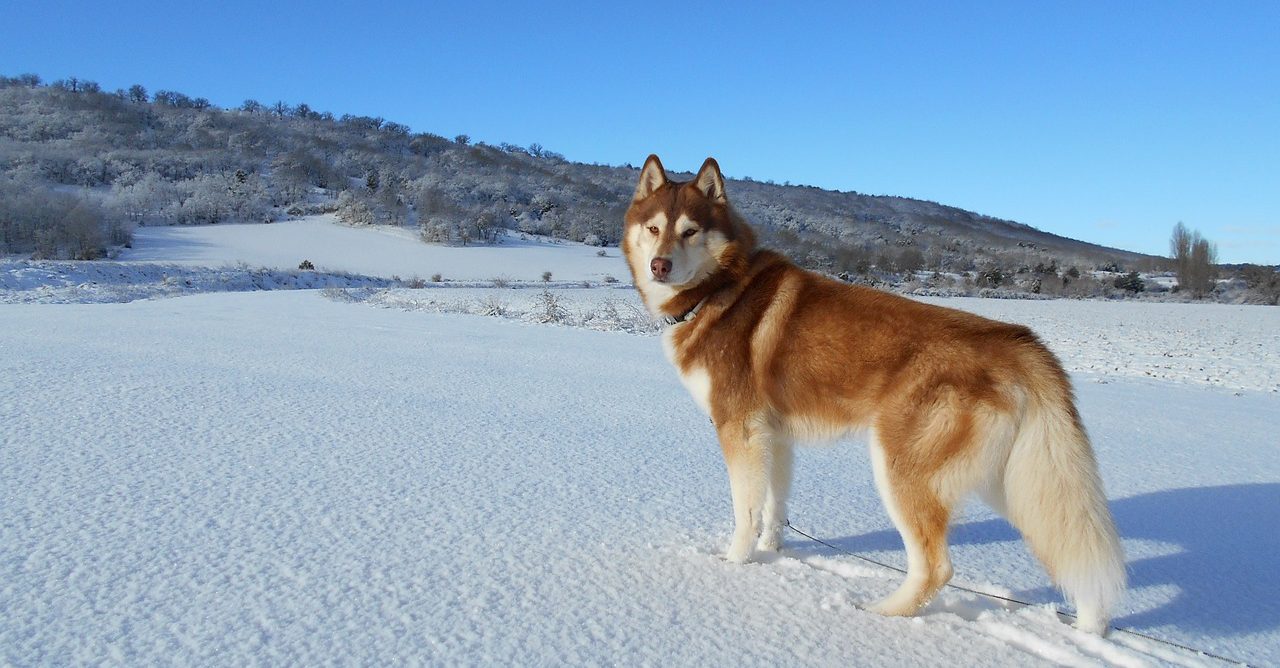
[799,483,1280,635]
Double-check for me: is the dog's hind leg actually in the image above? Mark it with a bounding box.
[757,434,793,553]
[719,419,770,563]
[866,433,954,617]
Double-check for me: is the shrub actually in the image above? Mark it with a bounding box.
[430,273,443,283]
[533,289,569,323]
[1113,271,1145,293]
[299,259,315,270]
[897,247,925,273]
[478,296,508,316]
[1241,265,1279,305]
[976,266,1005,288]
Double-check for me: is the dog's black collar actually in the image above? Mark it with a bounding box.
[661,297,707,327]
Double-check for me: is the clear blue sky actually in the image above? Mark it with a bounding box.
[4,1,1277,263]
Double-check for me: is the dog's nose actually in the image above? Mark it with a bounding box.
[650,257,672,280]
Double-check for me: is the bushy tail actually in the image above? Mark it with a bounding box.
[1002,382,1126,634]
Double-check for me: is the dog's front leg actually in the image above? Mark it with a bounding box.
[718,420,768,563]
[757,439,792,552]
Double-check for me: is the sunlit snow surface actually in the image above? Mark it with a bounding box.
[120,216,624,283]
[2,218,1278,666]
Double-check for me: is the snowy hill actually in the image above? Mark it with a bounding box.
[0,78,1155,274]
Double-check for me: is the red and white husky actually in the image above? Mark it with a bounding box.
[622,155,1125,633]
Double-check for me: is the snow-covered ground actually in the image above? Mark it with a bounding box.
[352,288,1280,395]
[0,216,628,304]
[916,297,1279,395]
[3,217,1278,666]
[3,292,1277,666]
[120,216,626,283]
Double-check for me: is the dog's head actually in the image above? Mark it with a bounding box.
[622,155,754,303]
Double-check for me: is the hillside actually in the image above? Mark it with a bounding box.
[1,74,1154,279]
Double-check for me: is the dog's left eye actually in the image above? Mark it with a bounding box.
[647,226,659,235]
[682,228,698,238]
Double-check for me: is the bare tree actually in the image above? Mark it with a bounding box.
[897,247,925,273]
[1170,222,1217,297]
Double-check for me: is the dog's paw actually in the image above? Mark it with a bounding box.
[1073,609,1109,635]
[865,592,920,618]
[755,527,783,552]
[725,537,754,564]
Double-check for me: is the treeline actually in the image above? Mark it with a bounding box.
[0,179,129,259]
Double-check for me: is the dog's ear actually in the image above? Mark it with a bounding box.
[693,157,727,203]
[633,154,668,201]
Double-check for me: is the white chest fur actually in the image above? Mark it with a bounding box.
[662,325,713,416]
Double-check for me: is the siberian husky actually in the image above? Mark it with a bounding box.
[622,155,1125,633]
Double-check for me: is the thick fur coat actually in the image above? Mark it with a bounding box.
[622,155,1125,633]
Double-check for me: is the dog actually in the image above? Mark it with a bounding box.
[622,155,1125,634]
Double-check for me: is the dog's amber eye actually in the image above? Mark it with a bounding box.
[682,228,698,238]
[647,226,659,235]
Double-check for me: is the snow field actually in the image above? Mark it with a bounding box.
[3,291,1278,666]
[6,215,1275,394]
[917,296,1280,395]
[351,287,1280,395]
[120,216,628,283]
[0,260,398,304]
[3,215,1278,665]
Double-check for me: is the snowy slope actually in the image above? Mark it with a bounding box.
[119,216,628,282]
[3,291,1277,666]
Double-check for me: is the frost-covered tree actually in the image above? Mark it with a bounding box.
[335,190,375,226]
[173,172,270,225]
[109,173,178,225]
[419,217,452,243]
[0,178,117,258]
